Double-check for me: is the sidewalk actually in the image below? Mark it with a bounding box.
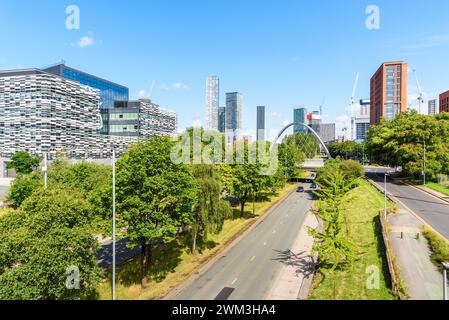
[388,209,444,300]
[411,184,449,203]
[265,212,319,300]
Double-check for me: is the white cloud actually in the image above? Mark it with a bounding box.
[269,112,282,118]
[138,89,148,99]
[282,120,291,127]
[408,33,449,50]
[161,82,189,90]
[336,115,349,123]
[172,82,189,90]
[78,35,94,48]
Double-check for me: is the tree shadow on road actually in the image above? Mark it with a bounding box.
[271,249,317,278]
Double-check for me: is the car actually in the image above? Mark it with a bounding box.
[310,183,317,189]
[296,186,305,193]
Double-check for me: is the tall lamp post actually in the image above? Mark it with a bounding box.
[443,261,449,300]
[112,150,116,301]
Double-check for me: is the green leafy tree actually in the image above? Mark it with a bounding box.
[6,151,40,175]
[6,173,42,208]
[367,111,449,180]
[0,189,102,300]
[278,136,306,179]
[190,164,232,255]
[116,137,197,288]
[309,169,357,271]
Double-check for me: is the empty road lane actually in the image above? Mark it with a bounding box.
[174,185,314,300]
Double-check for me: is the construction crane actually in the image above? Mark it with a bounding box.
[348,73,359,141]
[413,69,424,114]
[319,98,325,117]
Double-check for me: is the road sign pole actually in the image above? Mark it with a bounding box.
[112,150,116,301]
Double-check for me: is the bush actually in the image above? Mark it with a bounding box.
[339,160,365,181]
[7,173,42,208]
[6,151,40,175]
[423,228,449,269]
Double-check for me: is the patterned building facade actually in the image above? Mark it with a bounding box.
[0,69,176,159]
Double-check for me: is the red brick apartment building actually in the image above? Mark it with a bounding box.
[370,61,408,125]
[440,90,449,113]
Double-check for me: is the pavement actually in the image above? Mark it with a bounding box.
[172,184,315,300]
[388,210,443,300]
[366,172,447,300]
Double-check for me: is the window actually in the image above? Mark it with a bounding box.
[387,73,394,78]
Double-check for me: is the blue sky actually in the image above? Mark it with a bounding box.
[1,0,449,138]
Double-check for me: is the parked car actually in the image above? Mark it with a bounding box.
[296,186,305,193]
[310,183,317,189]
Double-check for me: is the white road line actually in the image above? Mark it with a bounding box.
[250,256,256,262]
[263,241,267,246]
[231,278,238,285]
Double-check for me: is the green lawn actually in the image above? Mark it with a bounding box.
[308,180,396,300]
[97,183,297,300]
[426,182,449,197]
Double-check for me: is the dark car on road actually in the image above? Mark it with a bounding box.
[296,186,305,193]
[310,183,317,189]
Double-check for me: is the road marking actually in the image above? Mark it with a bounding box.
[250,256,256,262]
[231,278,238,285]
[263,241,267,246]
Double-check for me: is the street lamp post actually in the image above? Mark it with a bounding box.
[43,152,48,190]
[112,150,116,301]
[443,262,449,300]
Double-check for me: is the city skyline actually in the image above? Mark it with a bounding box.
[2,1,449,136]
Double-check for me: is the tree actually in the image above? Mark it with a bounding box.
[0,189,102,300]
[116,137,197,288]
[278,136,306,179]
[309,169,357,271]
[6,172,42,208]
[190,164,232,255]
[367,111,449,180]
[6,151,40,175]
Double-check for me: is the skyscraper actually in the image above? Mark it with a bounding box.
[370,61,408,125]
[257,106,265,141]
[205,76,219,131]
[440,90,449,113]
[428,99,437,116]
[218,107,226,133]
[293,108,308,133]
[225,92,243,139]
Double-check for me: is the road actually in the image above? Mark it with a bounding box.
[174,184,314,300]
[366,171,449,240]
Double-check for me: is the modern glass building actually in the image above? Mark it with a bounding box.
[257,106,265,141]
[218,106,226,133]
[43,63,129,134]
[225,92,243,138]
[293,107,308,133]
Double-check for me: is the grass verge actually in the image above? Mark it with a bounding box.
[423,227,449,269]
[97,183,297,300]
[426,182,449,197]
[308,179,396,300]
